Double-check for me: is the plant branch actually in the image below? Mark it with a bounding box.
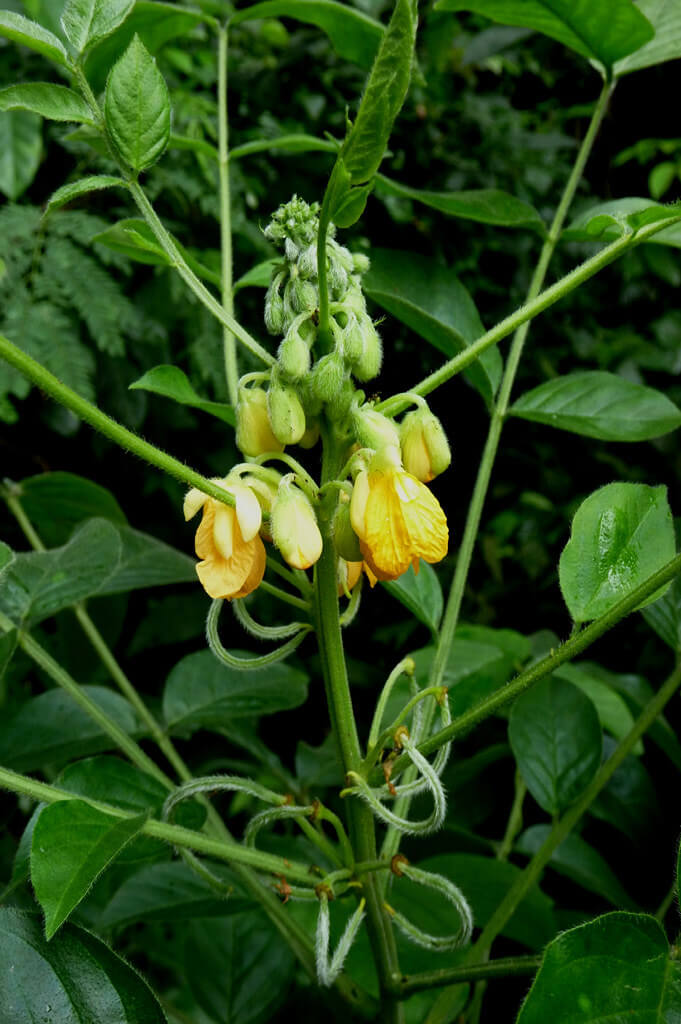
[0,333,239,509]
[398,955,541,996]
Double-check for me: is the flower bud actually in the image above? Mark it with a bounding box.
[333,496,362,562]
[267,380,306,446]
[236,386,284,457]
[264,271,286,335]
[278,325,311,381]
[309,351,346,405]
[271,476,323,569]
[298,244,317,279]
[353,252,370,274]
[400,408,451,482]
[342,314,365,363]
[327,377,355,422]
[328,258,348,299]
[352,407,400,451]
[287,274,317,316]
[352,320,382,381]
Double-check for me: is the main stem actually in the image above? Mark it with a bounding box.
[217,25,238,404]
[314,428,403,1023]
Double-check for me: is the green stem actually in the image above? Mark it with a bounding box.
[398,956,541,996]
[0,610,174,790]
[372,550,681,782]
[496,770,526,863]
[315,432,404,1023]
[425,658,681,1024]
[128,182,274,368]
[316,163,341,350]
[0,333,239,510]
[259,579,311,612]
[217,24,238,404]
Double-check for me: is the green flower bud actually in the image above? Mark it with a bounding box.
[271,476,322,570]
[328,258,349,299]
[329,239,354,272]
[298,244,318,279]
[278,324,311,381]
[352,320,383,382]
[289,275,317,316]
[333,496,362,562]
[299,419,320,449]
[342,314,365,363]
[267,380,306,446]
[400,408,451,482]
[264,271,286,335]
[309,351,346,404]
[352,407,400,451]
[327,377,355,422]
[236,386,284,457]
[353,252,370,275]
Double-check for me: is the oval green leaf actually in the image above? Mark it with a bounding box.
[517,912,681,1022]
[61,0,134,54]
[45,174,127,215]
[364,248,501,404]
[382,562,443,638]
[509,676,602,815]
[31,799,147,938]
[129,364,235,425]
[17,471,126,547]
[558,482,676,623]
[0,83,94,123]
[435,0,654,69]
[643,575,681,652]
[0,11,70,67]
[563,198,681,247]
[0,907,167,1021]
[163,649,309,732]
[511,371,681,442]
[615,0,681,76]
[229,0,383,69]
[104,33,171,173]
[0,109,42,200]
[377,177,545,232]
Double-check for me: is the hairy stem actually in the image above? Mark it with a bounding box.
[217,25,238,404]
[398,955,541,996]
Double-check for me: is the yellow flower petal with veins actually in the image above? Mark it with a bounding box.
[350,459,448,584]
[186,481,265,600]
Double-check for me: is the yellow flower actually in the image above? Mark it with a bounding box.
[184,480,266,599]
[350,446,448,583]
[270,476,323,570]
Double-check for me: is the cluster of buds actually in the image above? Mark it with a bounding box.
[187,197,453,602]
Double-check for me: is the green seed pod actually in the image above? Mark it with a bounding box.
[400,408,451,482]
[333,496,363,562]
[236,386,284,457]
[267,380,306,446]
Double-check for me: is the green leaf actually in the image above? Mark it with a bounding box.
[364,248,501,405]
[516,825,637,909]
[615,0,681,76]
[342,0,417,183]
[295,733,342,789]
[0,686,140,771]
[563,197,681,247]
[184,913,296,1024]
[129,364,235,425]
[233,257,281,292]
[163,650,309,733]
[591,741,661,844]
[44,174,127,215]
[57,755,203,862]
[61,0,134,54]
[553,663,641,752]
[0,518,195,627]
[0,540,13,576]
[84,1,207,91]
[511,371,681,442]
[229,0,383,69]
[0,109,42,200]
[0,908,167,1020]
[590,663,681,769]
[229,132,337,162]
[642,575,681,652]
[16,471,126,548]
[0,83,94,123]
[435,0,654,69]
[383,562,443,638]
[377,177,545,232]
[0,11,70,67]
[400,854,555,949]
[104,33,171,173]
[92,218,221,285]
[31,799,146,938]
[99,860,249,930]
[509,676,602,815]
[558,482,676,623]
[517,912,681,1022]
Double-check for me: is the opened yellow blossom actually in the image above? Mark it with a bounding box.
[350,446,448,584]
[184,479,266,599]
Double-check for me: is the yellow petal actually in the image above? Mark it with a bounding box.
[350,470,370,540]
[399,471,448,564]
[232,483,262,543]
[362,471,412,579]
[196,537,254,599]
[184,487,208,521]
[231,536,267,599]
[212,503,236,560]
[195,503,216,559]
